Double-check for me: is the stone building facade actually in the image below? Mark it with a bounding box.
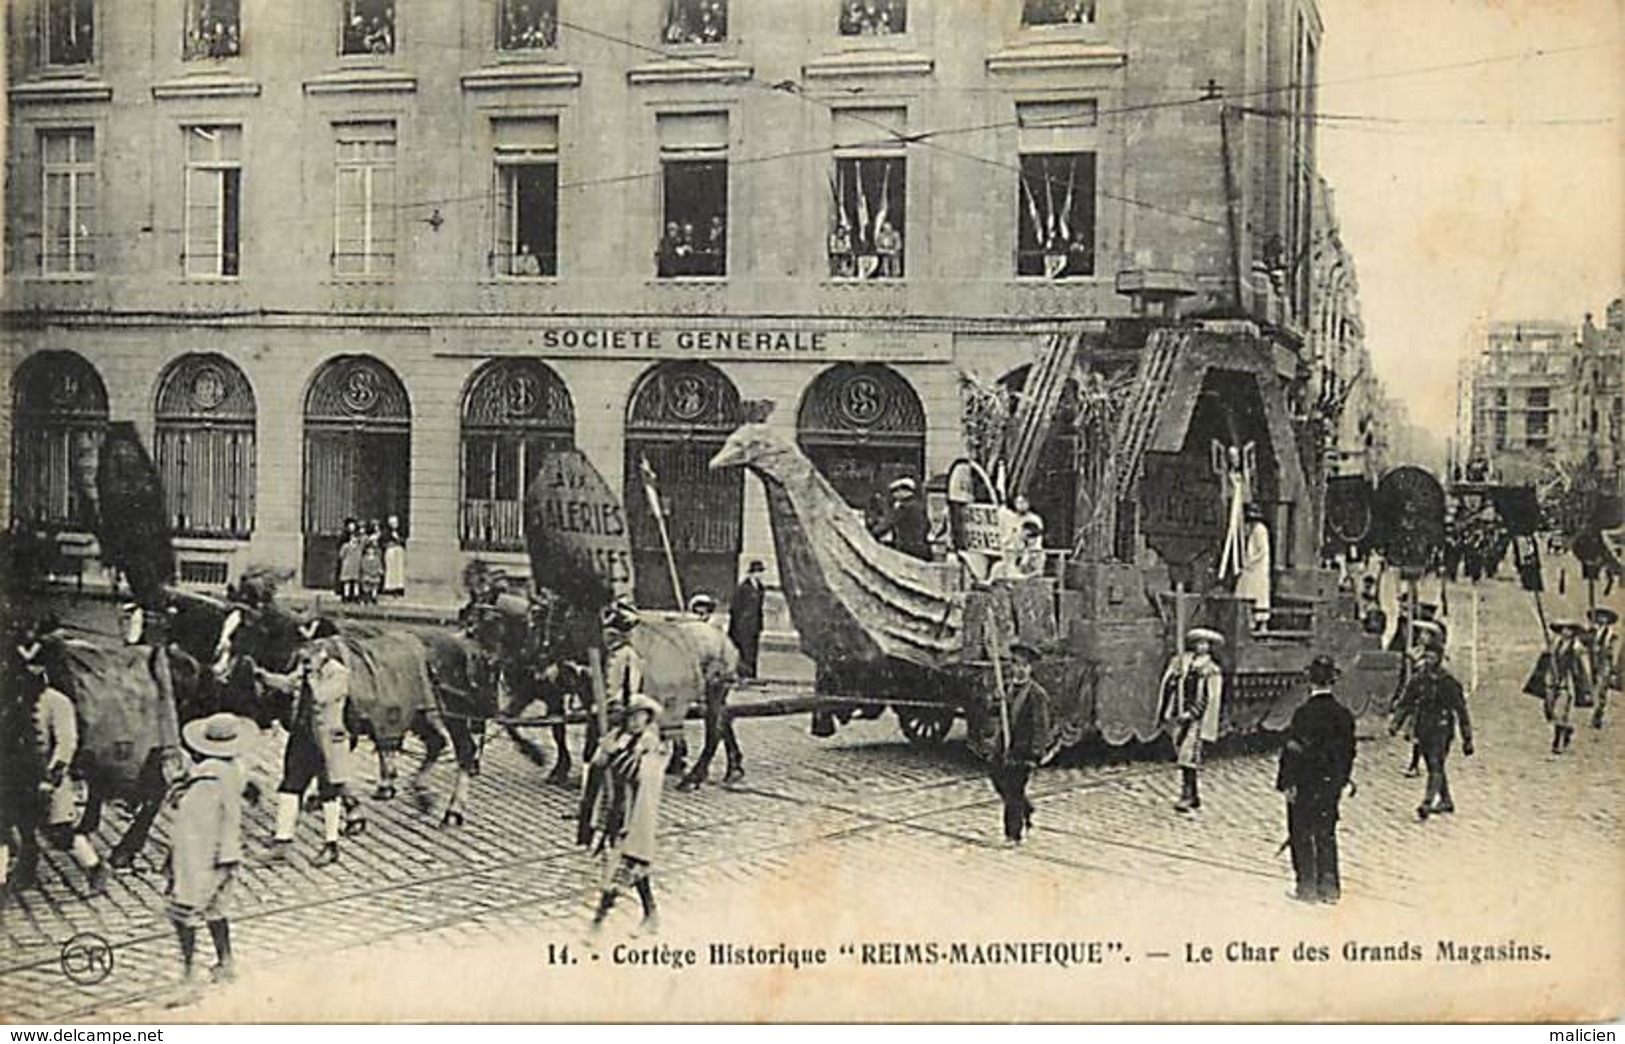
[5,0,1326,604]
[1463,320,1580,488]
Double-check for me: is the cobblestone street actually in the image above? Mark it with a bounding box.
[2,574,1621,1022]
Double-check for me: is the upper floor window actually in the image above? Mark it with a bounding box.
[1016,101,1096,278]
[44,0,95,65]
[1527,387,1550,410]
[665,0,727,44]
[341,0,394,56]
[333,122,397,276]
[491,118,558,278]
[185,0,241,59]
[184,126,242,278]
[1494,389,1509,409]
[1022,0,1095,25]
[829,108,906,280]
[656,113,728,279]
[40,129,96,277]
[840,0,904,35]
[498,0,557,50]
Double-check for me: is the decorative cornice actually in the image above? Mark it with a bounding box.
[460,63,583,91]
[986,42,1127,74]
[303,68,418,95]
[152,73,262,100]
[627,57,753,86]
[9,78,113,104]
[803,50,934,80]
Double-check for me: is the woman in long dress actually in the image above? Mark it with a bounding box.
[381,515,407,597]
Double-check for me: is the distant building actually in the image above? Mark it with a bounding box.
[1576,299,1624,499]
[1463,320,1580,487]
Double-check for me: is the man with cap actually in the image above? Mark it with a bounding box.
[1158,628,1226,813]
[10,627,107,893]
[1588,606,1621,729]
[594,600,645,765]
[1544,619,1592,754]
[166,712,256,984]
[584,692,670,936]
[983,640,1053,845]
[883,476,932,562]
[678,593,745,792]
[1277,656,1357,903]
[728,561,767,682]
[254,617,360,866]
[687,593,716,624]
[1390,631,1473,819]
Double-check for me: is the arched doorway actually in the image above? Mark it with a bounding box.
[624,361,742,609]
[459,358,575,551]
[155,353,257,538]
[302,355,411,588]
[11,350,109,529]
[1000,366,1078,549]
[796,363,926,514]
[1178,367,1283,588]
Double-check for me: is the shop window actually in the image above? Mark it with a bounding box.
[333,122,397,276]
[491,118,558,277]
[155,354,256,539]
[1022,0,1095,25]
[40,129,97,277]
[44,0,94,65]
[656,113,728,279]
[839,0,904,34]
[185,0,241,59]
[184,126,242,278]
[341,0,394,55]
[829,109,906,281]
[665,0,727,43]
[498,0,557,50]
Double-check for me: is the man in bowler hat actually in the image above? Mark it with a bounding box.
[1277,655,1357,903]
[985,641,1052,845]
[728,561,766,682]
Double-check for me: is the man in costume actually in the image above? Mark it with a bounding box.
[983,641,1052,845]
[166,712,255,984]
[883,477,932,561]
[255,618,361,866]
[1391,629,1474,819]
[1545,619,1592,754]
[1277,655,1357,904]
[1158,627,1226,814]
[1588,606,1620,729]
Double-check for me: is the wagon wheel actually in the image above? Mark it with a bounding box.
[897,705,955,746]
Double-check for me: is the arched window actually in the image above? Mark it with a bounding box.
[459,358,575,551]
[796,362,926,511]
[11,351,108,529]
[155,353,256,538]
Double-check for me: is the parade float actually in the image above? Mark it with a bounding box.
[710,318,1402,751]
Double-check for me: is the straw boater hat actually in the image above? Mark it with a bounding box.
[626,693,663,719]
[688,593,717,614]
[1412,619,1445,650]
[888,477,917,497]
[182,712,255,760]
[1549,618,1585,635]
[1186,627,1225,648]
[1008,639,1043,662]
[1306,654,1341,686]
[1587,606,1619,627]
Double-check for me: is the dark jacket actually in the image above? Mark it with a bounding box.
[728,578,764,643]
[890,499,931,561]
[989,679,1052,766]
[1392,665,1472,744]
[1276,690,1356,799]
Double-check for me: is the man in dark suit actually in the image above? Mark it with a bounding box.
[1277,655,1356,903]
[885,477,932,561]
[728,560,766,682]
[984,641,1053,845]
[1391,633,1474,819]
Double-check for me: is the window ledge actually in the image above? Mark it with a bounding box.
[304,69,418,95]
[11,77,113,104]
[177,276,244,285]
[628,56,753,86]
[153,72,262,100]
[461,62,582,90]
[986,41,1127,74]
[174,535,251,551]
[804,49,934,79]
[25,274,97,284]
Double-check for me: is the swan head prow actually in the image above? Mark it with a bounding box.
[709,423,800,475]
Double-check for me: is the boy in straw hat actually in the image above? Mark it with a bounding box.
[167,712,257,984]
[584,693,669,937]
[1157,628,1226,814]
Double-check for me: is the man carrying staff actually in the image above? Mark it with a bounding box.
[1391,623,1474,819]
[594,600,644,765]
[1545,619,1592,755]
[255,618,362,866]
[1277,655,1356,904]
[1588,606,1621,729]
[984,640,1052,846]
[1158,627,1226,814]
